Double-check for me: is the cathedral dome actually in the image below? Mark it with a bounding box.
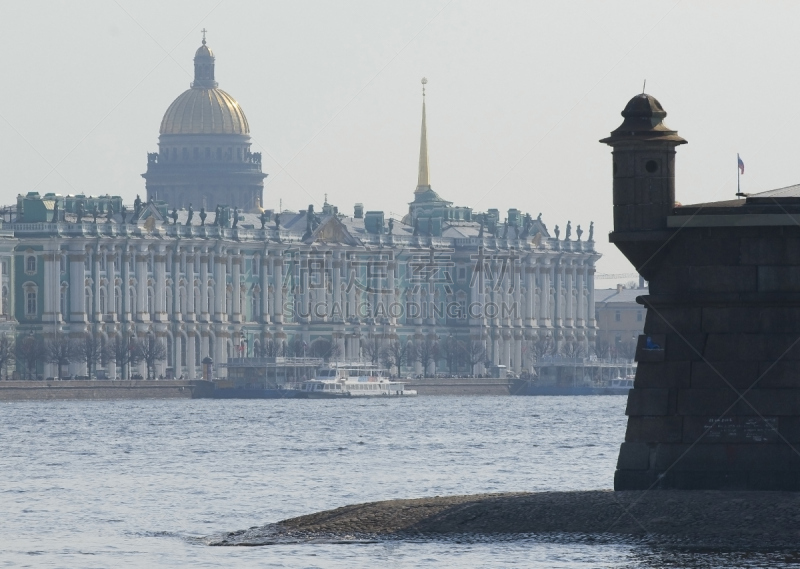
[159,35,250,135]
[159,88,250,135]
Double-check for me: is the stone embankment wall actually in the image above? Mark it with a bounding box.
[404,378,510,396]
[0,380,214,401]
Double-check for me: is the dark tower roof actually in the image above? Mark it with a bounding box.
[600,93,687,145]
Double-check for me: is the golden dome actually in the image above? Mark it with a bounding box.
[159,88,250,135]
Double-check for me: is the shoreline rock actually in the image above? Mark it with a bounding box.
[209,490,800,549]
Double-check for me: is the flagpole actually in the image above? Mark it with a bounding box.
[736,154,745,198]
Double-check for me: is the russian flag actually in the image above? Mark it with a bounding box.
[738,154,745,175]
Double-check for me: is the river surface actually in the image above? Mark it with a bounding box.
[1,396,796,568]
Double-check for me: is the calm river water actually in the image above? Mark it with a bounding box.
[1,396,796,568]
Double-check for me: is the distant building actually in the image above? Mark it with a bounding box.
[594,283,647,355]
[2,40,600,380]
[141,36,267,212]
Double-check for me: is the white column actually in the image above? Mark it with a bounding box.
[576,266,585,327]
[200,250,209,320]
[122,246,132,321]
[214,251,227,321]
[554,262,562,328]
[43,250,55,322]
[539,263,549,326]
[261,252,270,323]
[135,246,149,321]
[565,264,574,328]
[154,246,167,322]
[231,251,242,322]
[524,262,535,327]
[174,334,182,378]
[187,333,196,379]
[588,265,596,328]
[274,256,284,324]
[186,248,196,321]
[69,247,86,322]
[106,250,116,322]
[93,247,102,322]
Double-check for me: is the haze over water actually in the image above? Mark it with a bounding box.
[1,397,794,568]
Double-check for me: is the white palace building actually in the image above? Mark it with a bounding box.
[1,38,599,379]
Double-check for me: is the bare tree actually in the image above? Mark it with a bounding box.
[309,338,342,361]
[381,340,410,376]
[134,335,167,380]
[617,339,637,361]
[46,334,76,379]
[107,336,142,379]
[289,337,307,357]
[414,337,439,376]
[15,335,44,379]
[594,339,612,360]
[462,340,487,375]
[0,334,14,380]
[74,333,105,379]
[256,338,284,357]
[361,336,382,365]
[560,340,587,360]
[439,335,465,373]
[526,336,554,367]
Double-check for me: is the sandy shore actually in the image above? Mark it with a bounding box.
[209,490,800,548]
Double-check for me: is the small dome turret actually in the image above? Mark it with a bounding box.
[600,93,686,145]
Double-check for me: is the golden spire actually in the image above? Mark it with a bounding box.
[415,77,431,194]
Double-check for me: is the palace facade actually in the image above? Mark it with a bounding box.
[0,39,599,380]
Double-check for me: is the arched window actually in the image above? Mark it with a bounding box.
[99,288,106,315]
[26,255,36,274]
[3,285,10,315]
[115,287,122,315]
[147,287,154,315]
[23,282,38,317]
[129,288,136,314]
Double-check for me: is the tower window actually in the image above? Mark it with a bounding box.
[615,310,621,322]
[645,160,659,174]
[25,255,36,274]
[26,290,37,316]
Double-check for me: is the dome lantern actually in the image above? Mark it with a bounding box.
[192,29,217,89]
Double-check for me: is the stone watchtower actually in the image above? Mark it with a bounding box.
[142,34,267,212]
[604,93,800,491]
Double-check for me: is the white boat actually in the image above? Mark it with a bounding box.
[297,363,417,398]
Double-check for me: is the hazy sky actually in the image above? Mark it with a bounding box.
[1,1,798,282]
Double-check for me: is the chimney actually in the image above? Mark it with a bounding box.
[617,283,624,294]
[354,203,364,219]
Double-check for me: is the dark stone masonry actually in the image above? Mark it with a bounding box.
[604,92,800,490]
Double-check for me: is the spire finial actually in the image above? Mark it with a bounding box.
[415,78,430,193]
[201,28,208,45]
[642,79,646,94]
